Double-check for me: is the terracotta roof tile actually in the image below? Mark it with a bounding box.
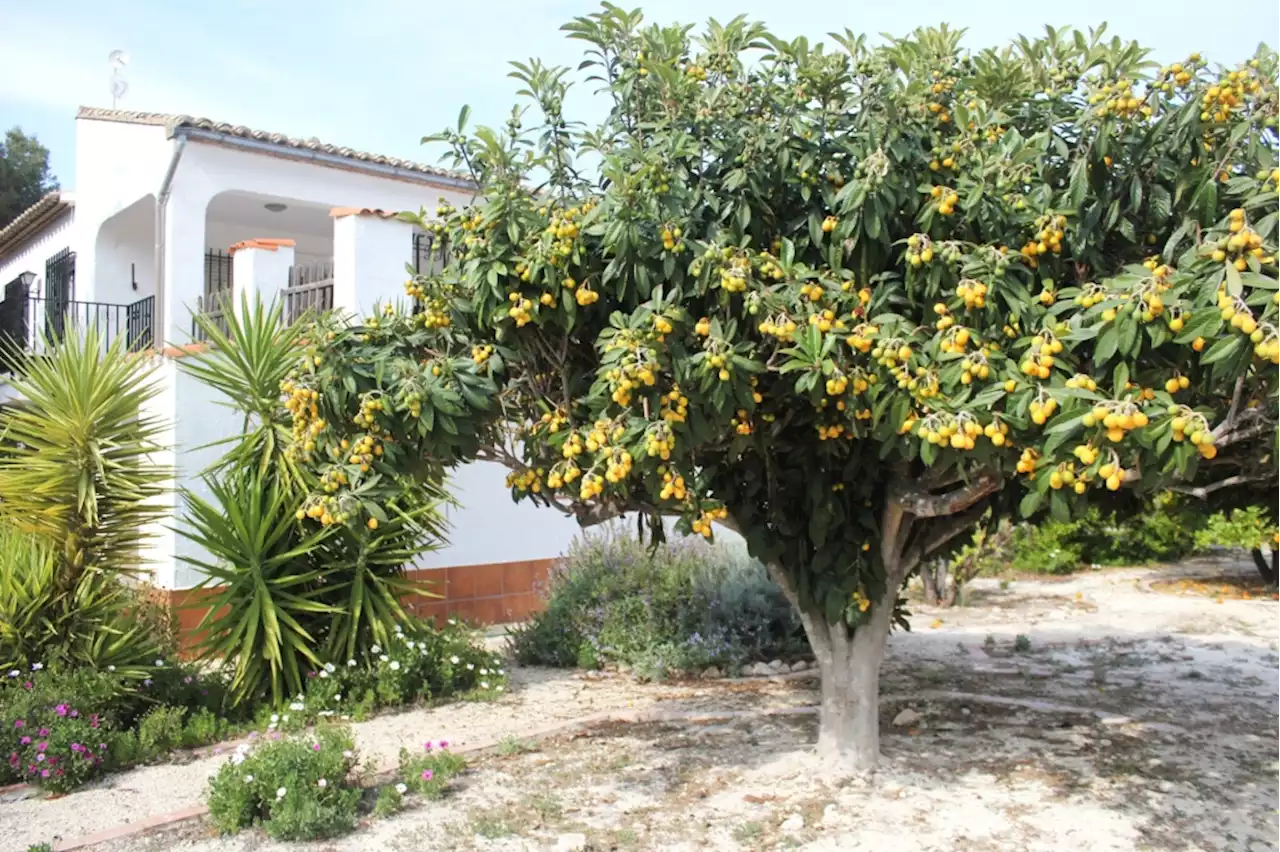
[0,192,73,261]
[75,106,472,184]
[228,237,296,256]
[329,206,402,219]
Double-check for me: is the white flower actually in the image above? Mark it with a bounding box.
[449,656,460,664]
[324,662,336,673]
[276,787,287,799]
[347,659,357,667]
[7,670,18,678]
[380,654,390,663]
[318,710,335,717]
[283,714,290,722]
[154,659,165,667]
[342,750,354,759]
[317,778,327,788]
[480,681,490,689]
[268,722,277,731]
[31,662,43,671]
[466,663,474,670]
[320,670,329,679]
[497,669,505,675]
[107,665,116,673]
[496,685,505,692]
[479,668,488,675]
[289,702,304,711]
[334,694,342,702]
[390,660,401,671]
[243,774,254,783]
[406,641,415,650]
[231,752,246,766]
[394,783,407,794]
[270,714,280,723]
[235,744,250,754]
[447,619,457,625]
[371,645,382,654]
[394,625,403,635]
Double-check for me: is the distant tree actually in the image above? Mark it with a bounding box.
[0,127,59,229]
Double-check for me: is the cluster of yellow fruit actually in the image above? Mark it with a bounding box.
[352,394,387,430]
[716,254,752,293]
[1027,396,1059,425]
[1019,214,1067,267]
[645,423,676,459]
[1075,282,1107,308]
[1020,332,1063,379]
[1082,402,1149,443]
[959,353,991,384]
[472,345,493,365]
[815,422,847,441]
[691,506,729,538]
[1072,443,1099,465]
[798,282,825,302]
[1015,447,1040,475]
[507,292,535,327]
[871,339,914,369]
[1047,463,1089,493]
[579,472,605,501]
[660,387,689,423]
[730,409,754,436]
[1163,374,1191,394]
[531,410,569,435]
[604,448,633,483]
[660,224,685,253]
[299,494,355,527]
[1064,373,1098,391]
[506,467,545,494]
[695,316,711,336]
[956,278,988,309]
[807,309,844,334]
[659,470,688,501]
[544,462,581,490]
[759,315,801,342]
[703,351,734,381]
[319,466,348,494]
[283,380,322,457]
[915,414,985,450]
[1154,59,1198,91]
[938,326,972,355]
[929,185,959,216]
[905,234,936,267]
[1088,78,1151,120]
[850,588,872,613]
[1200,66,1264,124]
[934,302,955,330]
[825,374,849,396]
[575,283,600,306]
[344,434,382,473]
[684,63,708,81]
[1251,328,1280,364]
[1096,461,1129,491]
[821,215,839,233]
[846,323,878,352]
[1208,208,1273,270]
[1218,289,1260,336]
[894,365,940,400]
[1167,406,1219,458]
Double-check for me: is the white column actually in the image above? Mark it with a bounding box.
[230,238,295,317]
[139,356,179,589]
[161,190,210,347]
[330,208,415,319]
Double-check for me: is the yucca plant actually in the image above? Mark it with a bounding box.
[0,327,169,669]
[178,295,452,705]
[181,466,337,705]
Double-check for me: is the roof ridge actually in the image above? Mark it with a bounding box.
[75,106,472,184]
[0,192,73,262]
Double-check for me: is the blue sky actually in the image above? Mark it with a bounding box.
[3,0,1276,191]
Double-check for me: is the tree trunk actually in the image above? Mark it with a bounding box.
[800,595,895,771]
[1252,547,1278,585]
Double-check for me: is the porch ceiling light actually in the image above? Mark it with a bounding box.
[264,202,288,213]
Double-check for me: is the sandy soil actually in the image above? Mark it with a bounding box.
[3,555,1276,852]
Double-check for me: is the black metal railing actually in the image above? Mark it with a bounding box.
[284,260,334,325]
[190,250,235,342]
[0,275,154,370]
[412,231,449,276]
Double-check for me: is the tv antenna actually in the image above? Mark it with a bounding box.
[108,50,129,108]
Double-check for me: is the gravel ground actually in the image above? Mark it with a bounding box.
[2,555,1276,852]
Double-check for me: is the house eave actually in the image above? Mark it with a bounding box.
[0,193,75,267]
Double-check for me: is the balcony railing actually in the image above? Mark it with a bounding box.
[0,279,154,372]
[284,260,334,326]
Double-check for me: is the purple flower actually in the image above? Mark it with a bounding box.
[12,720,23,729]
[423,741,432,752]
[183,676,194,684]
[69,709,78,718]
[438,740,449,749]
[98,743,107,750]
[40,769,49,778]
[55,704,69,717]
[19,736,30,745]
[70,743,83,753]
[36,742,47,752]
[142,678,153,687]
[420,769,433,781]
[38,728,48,737]
[312,743,321,752]
[35,753,45,762]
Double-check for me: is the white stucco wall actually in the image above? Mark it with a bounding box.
[0,209,76,292]
[73,118,172,305]
[93,195,155,307]
[205,219,331,269]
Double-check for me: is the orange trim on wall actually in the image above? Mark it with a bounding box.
[157,557,557,653]
[328,206,401,219]
[227,237,297,256]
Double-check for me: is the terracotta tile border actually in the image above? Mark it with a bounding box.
[227,237,296,256]
[329,206,401,219]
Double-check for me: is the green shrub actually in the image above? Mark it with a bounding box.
[509,532,805,675]
[1195,507,1278,552]
[395,739,466,799]
[372,784,404,818]
[136,706,186,757]
[206,726,361,841]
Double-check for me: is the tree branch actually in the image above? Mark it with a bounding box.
[891,470,1001,518]
[1172,474,1273,501]
[900,503,991,577]
[1215,418,1271,448]
[1212,376,1247,440]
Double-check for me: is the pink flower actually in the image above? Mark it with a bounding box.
[420,769,433,781]
[12,720,22,729]
[35,754,45,762]
[36,742,47,752]
[312,743,321,752]
[54,704,69,717]
[19,736,29,745]
[423,741,432,752]
[38,728,48,737]
[40,769,49,778]
[438,740,449,749]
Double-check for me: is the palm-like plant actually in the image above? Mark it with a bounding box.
[179,295,451,706]
[181,467,336,705]
[0,326,168,590]
[0,328,169,670]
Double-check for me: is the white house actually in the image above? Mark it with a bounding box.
[0,106,585,629]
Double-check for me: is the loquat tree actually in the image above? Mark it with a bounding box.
[282,6,1278,769]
